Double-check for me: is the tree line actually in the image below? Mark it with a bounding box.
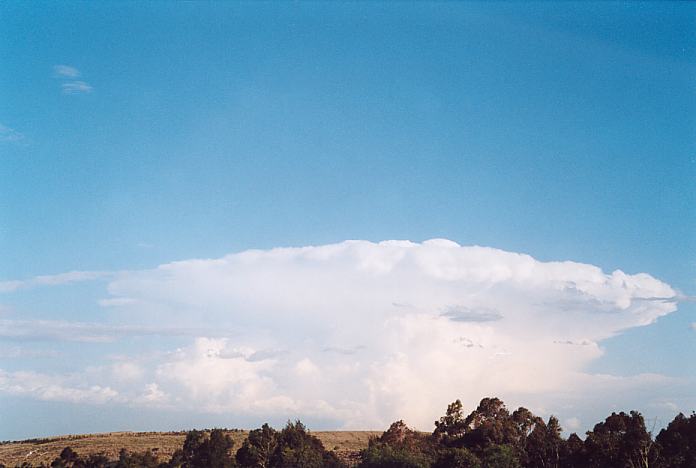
[4,396,695,467]
[360,398,695,468]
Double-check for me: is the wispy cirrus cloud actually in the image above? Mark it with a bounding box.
[61,81,93,94]
[52,65,92,94]
[53,64,80,78]
[0,346,62,359]
[0,319,238,343]
[0,123,26,144]
[97,297,137,307]
[0,270,111,293]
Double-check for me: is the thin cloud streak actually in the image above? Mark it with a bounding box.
[52,65,93,94]
[61,81,93,94]
[0,123,26,144]
[0,319,238,342]
[0,270,112,293]
[53,64,80,78]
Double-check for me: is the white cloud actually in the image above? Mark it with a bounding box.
[53,65,80,78]
[0,319,236,342]
[0,369,119,404]
[0,346,61,359]
[0,270,111,293]
[0,281,23,293]
[98,297,137,307]
[564,417,581,431]
[294,358,320,377]
[139,383,168,404]
[52,65,92,94]
[111,362,145,383]
[0,123,25,144]
[0,240,683,430]
[34,270,108,286]
[61,81,93,94]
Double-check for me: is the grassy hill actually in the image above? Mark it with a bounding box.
[0,430,382,467]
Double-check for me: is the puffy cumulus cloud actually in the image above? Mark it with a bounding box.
[0,240,681,430]
[156,338,279,409]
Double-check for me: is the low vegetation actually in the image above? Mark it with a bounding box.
[2,396,695,467]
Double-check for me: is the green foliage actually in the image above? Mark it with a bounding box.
[233,420,344,468]
[433,400,466,447]
[432,396,546,462]
[377,421,430,453]
[584,411,653,468]
[358,420,435,468]
[235,423,278,468]
[27,398,696,468]
[431,447,481,468]
[49,447,112,468]
[82,454,109,468]
[462,397,525,454]
[358,443,431,468]
[116,448,161,468]
[167,429,235,468]
[181,429,206,467]
[559,432,586,468]
[207,429,237,468]
[481,444,521,468]
[268,420,345,468]
[524,416,563,468]
[655,412,696,468]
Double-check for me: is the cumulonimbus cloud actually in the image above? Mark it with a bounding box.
[0,240,682,430]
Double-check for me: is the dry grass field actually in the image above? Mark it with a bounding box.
[0,430,381,467]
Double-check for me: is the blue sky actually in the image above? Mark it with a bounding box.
[1,2,695,440]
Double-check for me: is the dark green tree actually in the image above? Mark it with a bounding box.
[176,429,207,467]
[654,412,696,468]
[431,447,481,468]
[358,420,432,468]
[269,420,345,468]
[481,444,521,468]
[358,443,431,468]
[50,447,82,468]
[433,400,466,447]
[584,411,654,468]
[236,423,278,468]
[460,397,515,453]
[83,453,110,468]
[169,429,235,468]
[525,416,563,468]
[206,429,236,468]
[116,448,160,468]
